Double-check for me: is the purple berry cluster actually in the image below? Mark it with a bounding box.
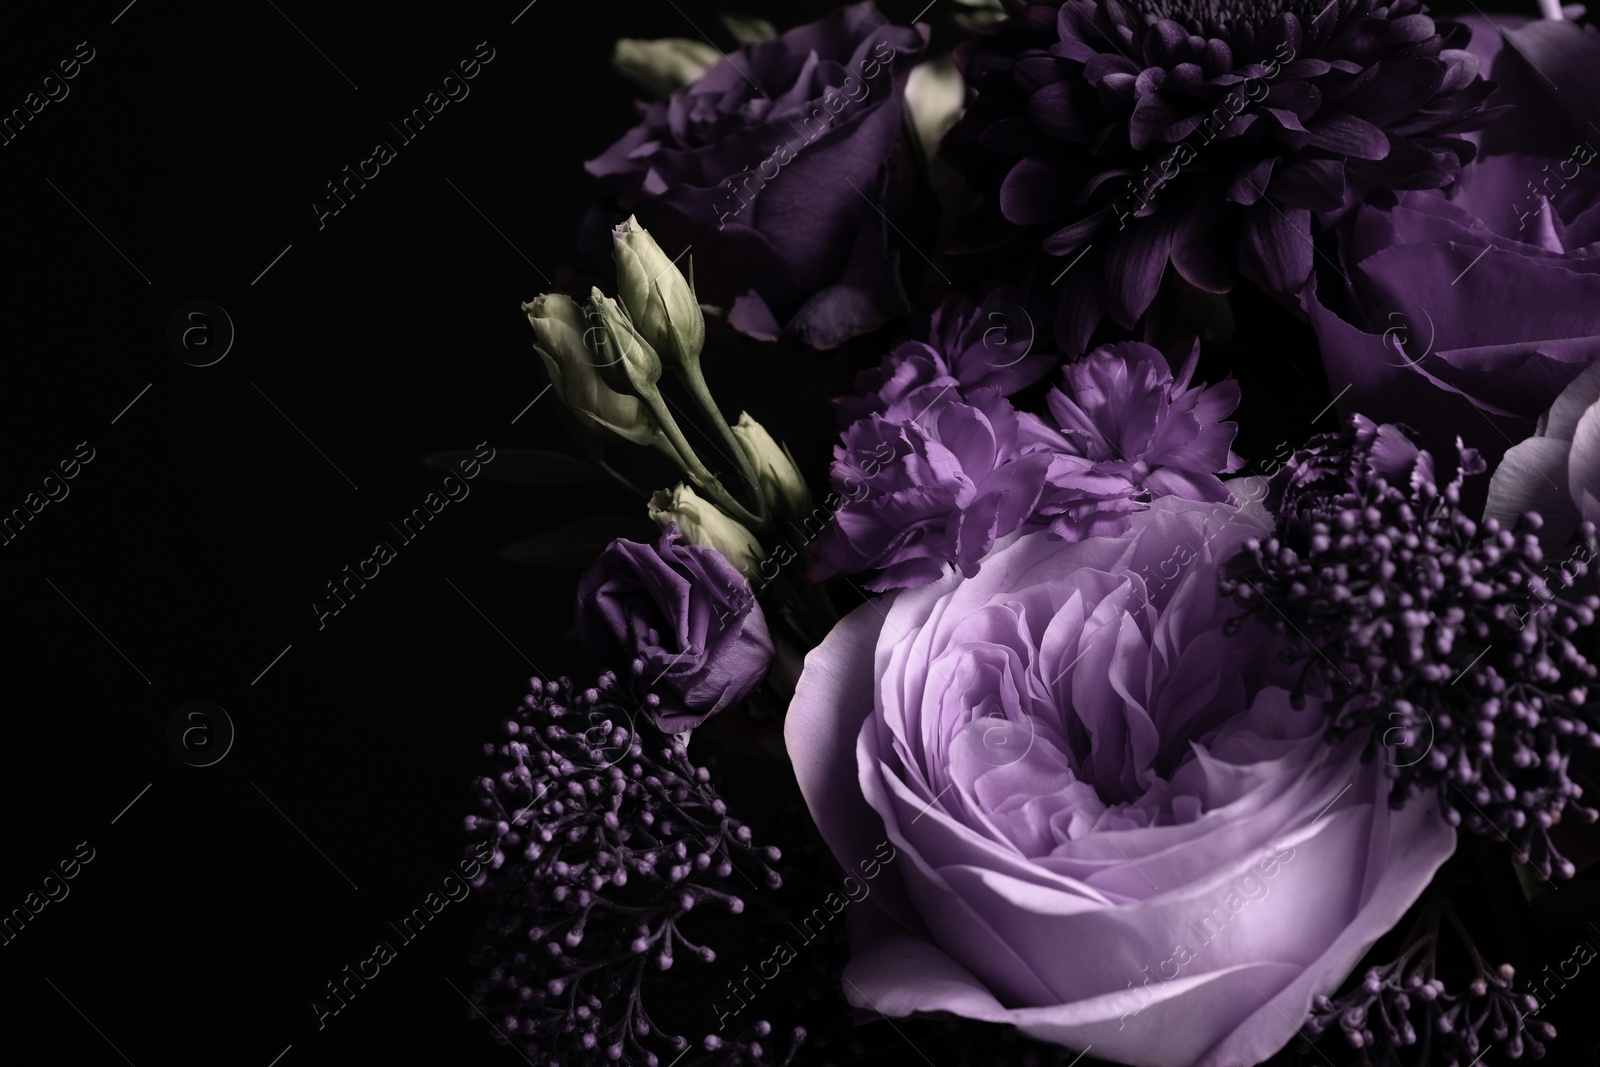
[1302,927,1552,1065]
[463,673,798,1066]
[1222,417,1600,880]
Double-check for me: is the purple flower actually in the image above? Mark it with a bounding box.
[919,289,1058,398]
[584,3,927,350]
[810,387,1054,590]
[945,0,1501,354]
[786,496,1455,1067]
[1028,341,1244,539]
[575,524,773,731]
[838,291,1057,425]
[1459,13,1600,161]
[1304,18,1600,470]
[1486,360,1600,549]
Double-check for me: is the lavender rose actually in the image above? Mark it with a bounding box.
[585,3,927,350]
[575,524,772,732]
[786,496,1455,1067]
[1305,16,1600,470]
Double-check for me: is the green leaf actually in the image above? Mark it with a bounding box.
[500,516,639,568]
[424,449,601,485]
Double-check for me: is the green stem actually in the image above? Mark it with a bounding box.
[635,384,765,529]
[676,359,769,526]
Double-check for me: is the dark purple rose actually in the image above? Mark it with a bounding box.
[837,291,1056,424]
[1458,13,1600,160]
[1305,15,1600,472]
[786,496,1454,1067]
[810,387,1054,590]
[585,3,927,350]
[575,524,773,731]
[944,0,1501,354]
[1026,341,1244,539]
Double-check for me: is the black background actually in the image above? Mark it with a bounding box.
[2,1,1597,1066]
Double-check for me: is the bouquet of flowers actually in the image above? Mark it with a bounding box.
[456,2,1600,1064]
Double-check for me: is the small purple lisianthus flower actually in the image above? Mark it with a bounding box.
[584,3,927,350]
[786,496,1455,1067]
[837,291,1057,425]
[945,0,1501,354]
[1305,16,1600,470]
[1486,359,1600,549]
[1028,340,1244,539]
[811,386,1054,590]
[575,524,773,731]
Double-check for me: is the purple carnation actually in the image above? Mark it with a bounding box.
[945,0,1502,353]
[575,524,773,732]
[836,290,1057,425]
[810,387,1054,590]
[1028,340,1244,539]
[584,3,927,350]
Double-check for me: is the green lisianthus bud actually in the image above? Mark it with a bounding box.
[612,216,705,369]
[731,412,811,520]
[582,288,663,396]
[523,293,660,446]
[610,37,719,97]
[648,483,764,577]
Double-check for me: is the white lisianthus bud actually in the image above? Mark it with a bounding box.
[523,293,660,446]
[610,38,719,97]
[612,216,705,369]
[905,55,966,163]
[731,412,811,520]
[649,483,764,577]
[582,288,663,396]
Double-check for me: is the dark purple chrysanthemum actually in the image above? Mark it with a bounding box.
[946,0,1504,353]
[1027,339,1244,539]
[1223,416,1600,880]
[464,673,799,1067]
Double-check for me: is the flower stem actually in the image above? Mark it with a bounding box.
[634,384,765,529]
[675,358,769,526]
